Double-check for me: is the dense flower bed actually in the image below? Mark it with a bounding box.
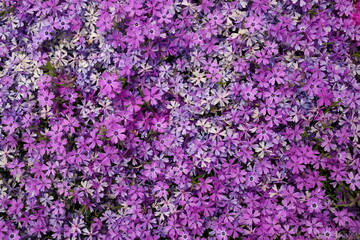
[0,0,359,239]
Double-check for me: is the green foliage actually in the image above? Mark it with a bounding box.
[191,173,206,188]
[118,77,128,87]
[41,61,57,77]
[323,99,342,114]
[0,5,15,18]
[352,52,360,58]
[216,79,230,88]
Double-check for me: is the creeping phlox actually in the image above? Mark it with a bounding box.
[0,0,359,239]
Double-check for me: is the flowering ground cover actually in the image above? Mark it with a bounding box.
[0,0,360,239]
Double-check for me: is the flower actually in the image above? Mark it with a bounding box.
[244,15,263,33]
[254,141,273,158]
[317,87,333,107]
[143,87,162,105]
[345,172,360,190]
[38,90,55,107]
[143,161,161,180]
[98,72,121,98]
[351,2,360,25]
[106,124,126,144]
[8,199,24,215]
[0,0,359,239]
[2,116,19,134]
[151,116,168,133]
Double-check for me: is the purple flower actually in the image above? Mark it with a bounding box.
[244,15,263,33]
[0,0,359,239]
[38,90,55,107]
[346,172,360,190]
[99,72,121,98]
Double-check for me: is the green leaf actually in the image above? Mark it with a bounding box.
[0,6,15,17]
[112,205,123,210]
[191,173,206,186]
[308,10,317,16]
[41,61,57,76]
[216,79,229,87]
[99,137,112,141]
[352,52,360,58]
[80,205,87,213]
[323,99,342,113]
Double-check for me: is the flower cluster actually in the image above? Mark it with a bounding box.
[352,1,360,26]
[0,0,360,239]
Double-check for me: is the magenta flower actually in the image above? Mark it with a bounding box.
[153,181,169,198]
[8,199,24,215]
[242,208,261,226]
[334,209,354,227]
[351,2,360,26]
[98,72,121,98]
[106,124,126,144]
[241,84,258,101]
[307,198,323,213]
[38,90,55,107]
[143,87,163,105]
[263,87,282,104]
[151,117,168,133]
[2,116,19,134]
[244,15,263,33]
[345,172,360,190]
[97,12,113,33]
[317,87,333,107]
[0,0,359,239]
[321,135,337,152]
[143,161,161,180]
